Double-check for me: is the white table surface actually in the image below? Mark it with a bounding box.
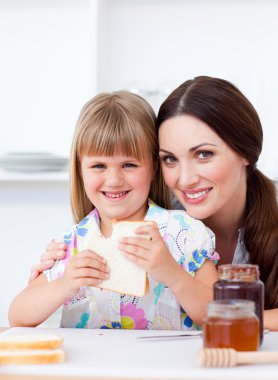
[0,327,278,379]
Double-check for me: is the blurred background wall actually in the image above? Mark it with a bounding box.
[1,0,278,326]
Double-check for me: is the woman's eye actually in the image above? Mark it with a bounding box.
[161,155,177,165]
[196,151,213,160]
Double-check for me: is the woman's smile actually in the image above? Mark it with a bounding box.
[181,187,212,204]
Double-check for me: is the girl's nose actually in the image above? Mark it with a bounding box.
[106,169,124,187]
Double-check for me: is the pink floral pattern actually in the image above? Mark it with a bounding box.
[120,303,148,329]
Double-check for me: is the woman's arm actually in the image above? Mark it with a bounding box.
[28,240,67,283]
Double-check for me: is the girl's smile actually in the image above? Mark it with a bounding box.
[102,190,130,201]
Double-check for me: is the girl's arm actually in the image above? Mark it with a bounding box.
[118,224,218,325]
[9,250,109,327]
[264,309,278,331]
[166,260,217,324]
[9,273,67,327]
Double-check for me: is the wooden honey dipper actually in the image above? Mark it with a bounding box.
[198,348,278,367]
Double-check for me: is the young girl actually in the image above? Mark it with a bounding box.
[9,91,218,330]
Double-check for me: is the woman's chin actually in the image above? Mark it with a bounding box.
[177,201,212,221]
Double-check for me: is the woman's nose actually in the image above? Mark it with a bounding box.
[178,163,200,188]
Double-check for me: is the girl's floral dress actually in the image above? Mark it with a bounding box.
[45,200,218,330]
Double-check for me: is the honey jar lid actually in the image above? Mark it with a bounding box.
[218,264,260,281]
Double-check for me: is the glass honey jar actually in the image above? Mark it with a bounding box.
[203,300,259,351]
[213,264,264,345]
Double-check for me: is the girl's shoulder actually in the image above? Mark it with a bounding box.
[147,201,212,236]
[167,209,207,231]
[147,200,192,220]
[62,209,100,244]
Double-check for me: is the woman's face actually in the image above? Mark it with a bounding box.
[158,115,249,222]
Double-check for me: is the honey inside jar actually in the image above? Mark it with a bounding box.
[203,300,259,351]
[213,264,264,345]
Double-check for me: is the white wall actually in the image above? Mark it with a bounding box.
[0,180,72,326]
[0,0,97,157]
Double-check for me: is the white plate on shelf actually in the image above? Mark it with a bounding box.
[0,152,68,173]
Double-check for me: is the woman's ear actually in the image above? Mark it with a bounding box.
[242,157,249,167]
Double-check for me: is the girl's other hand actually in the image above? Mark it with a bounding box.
[28,239,67,283]
[118,224,181,287]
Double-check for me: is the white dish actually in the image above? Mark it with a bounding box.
[3,152,55,159]
[0,153,68,173]
[0,164,68,173]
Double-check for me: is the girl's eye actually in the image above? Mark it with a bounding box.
[196,150,213,160]
[161,155,177,165]
[123,163,137,168]
[91,164,106,169]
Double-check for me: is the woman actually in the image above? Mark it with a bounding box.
[30,76,278,329]
[156,76,278,330]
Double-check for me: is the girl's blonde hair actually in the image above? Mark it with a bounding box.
[70,91,170,223]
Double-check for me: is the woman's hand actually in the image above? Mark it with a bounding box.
[28,239,67,283]
[118,224,181,287]
[58,250,110,298]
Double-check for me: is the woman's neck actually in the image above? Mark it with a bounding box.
[204,178,247,236]
[203,185,247,265]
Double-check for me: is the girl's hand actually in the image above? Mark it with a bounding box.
[59,250,110,298]
[118,225,181,287]
[28,239,67,283]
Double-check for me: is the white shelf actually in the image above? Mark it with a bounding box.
[0,169,69,182]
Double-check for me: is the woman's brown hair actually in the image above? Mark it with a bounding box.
[70,91,169,224]
[156,76,278,309]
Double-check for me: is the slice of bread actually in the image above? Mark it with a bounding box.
[0,348,65,365]
[83,220,154,297]
[0,334,63,350]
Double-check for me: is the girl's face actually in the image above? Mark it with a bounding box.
[81,153,153,225]
[158,115,249,222]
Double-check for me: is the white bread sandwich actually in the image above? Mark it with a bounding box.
[0,334,65,365]
[82,220,154,297]
[0,348,65,365]
[0,334,63,350]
